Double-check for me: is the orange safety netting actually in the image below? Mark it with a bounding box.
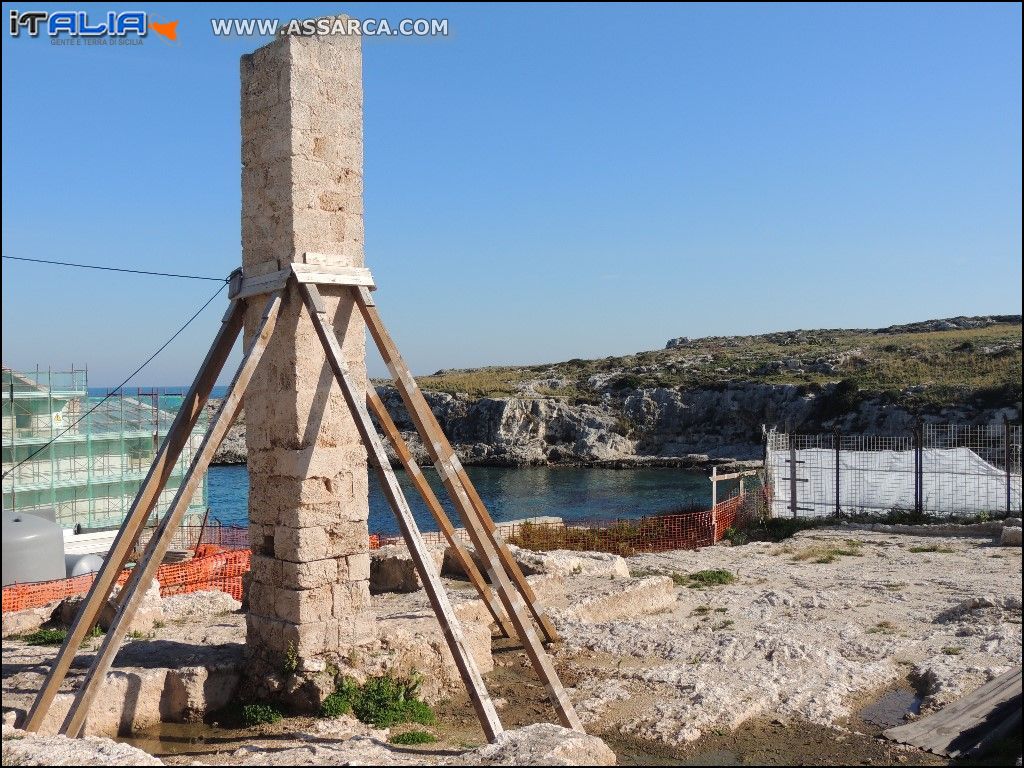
[3,490,767,614]
[2,549,250,614]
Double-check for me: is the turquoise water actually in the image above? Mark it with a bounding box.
[207,465,724,536]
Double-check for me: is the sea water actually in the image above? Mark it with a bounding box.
[207,464,717,536]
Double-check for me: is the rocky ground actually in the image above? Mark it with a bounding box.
[211,315,1022,467]
[2,525,1021,765]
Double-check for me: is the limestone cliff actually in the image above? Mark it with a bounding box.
[211,315,1021,467]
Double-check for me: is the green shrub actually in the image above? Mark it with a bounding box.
[723,527,748,545]
[321,675,435,729]
[320,677,359,718]
[908,544,954,554]
[686,569,736,588]
[354,675,435,728]
[21,628,68,646]
[390,729,437,745]
[241,703,282,727]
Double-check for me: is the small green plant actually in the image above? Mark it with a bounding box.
[390,729,438,746]
[691,605,711,616]
[723,527,749,545]
[152,620,166,629]
[686,569,736,588]
[668,571,690,587]
[570,564,583,575]
[127,629,152,640]
[713,619,735,631]
[908,544,954,554]
[793,542,863,564]
[321,677,360,718]
[241,703,282,727]
[21,628,68,646]
[354,675,435,728]
[867,621,897,635]
[321,675,436,729]
[282,642,299,675]
[942,646,963,655]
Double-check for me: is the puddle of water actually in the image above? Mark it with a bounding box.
[858,688,923,729]
[120,720,255,758]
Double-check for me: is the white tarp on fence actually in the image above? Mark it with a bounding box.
[768,446,1022,518]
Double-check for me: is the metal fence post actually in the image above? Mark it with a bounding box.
[1005,416,1012,517]
[913,417,924,517]
[789,439,798,519]
[833,427,841,518]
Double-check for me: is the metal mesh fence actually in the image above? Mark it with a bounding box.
[765,423,1022,519]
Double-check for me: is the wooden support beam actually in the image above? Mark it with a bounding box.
[352,287,582,731]
[60,292,283,738]
[291,262,375,288]
[300,283,503,742]
[452,466,561,643]
[353,286,559,642]
[228,268,291,300]
[365,384,515,639]
[24,300,245,733]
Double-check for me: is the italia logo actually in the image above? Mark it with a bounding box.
[8,10,178,41]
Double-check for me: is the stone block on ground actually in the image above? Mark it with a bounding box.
[552,576,676,624]
[1000,526,1022,546]
[368,604,494,703]
[57,580,164,635]
[458,722,617,765]
[1,724,163,765]
[1,601,61,639]
[370,543,445,594]
[507,544,630,579]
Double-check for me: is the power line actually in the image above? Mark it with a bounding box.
[2,255,227,282]
[2,281,227,480]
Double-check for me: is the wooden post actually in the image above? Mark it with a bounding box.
[352,286,582,731]
[301,284,503,742]
[365,385,515,638]
[60,292,283,738]
[711,465,718,509]
[24,300,245,733]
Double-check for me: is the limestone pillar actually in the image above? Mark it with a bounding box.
[240,21,373,702]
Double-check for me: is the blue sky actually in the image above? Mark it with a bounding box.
[2,2,1021,386]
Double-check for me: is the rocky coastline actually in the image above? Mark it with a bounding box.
[210,315,1021,468]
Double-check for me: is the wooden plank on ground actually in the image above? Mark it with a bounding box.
[300,283,503,743]
[23,300,245,733]
[60,291,283,738]
[883,666,1022,757]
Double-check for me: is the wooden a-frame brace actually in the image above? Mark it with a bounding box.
[24,263,581,741]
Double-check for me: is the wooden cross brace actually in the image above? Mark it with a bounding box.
[22,260,581,742]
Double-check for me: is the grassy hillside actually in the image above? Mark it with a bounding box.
[414,319,1022,411]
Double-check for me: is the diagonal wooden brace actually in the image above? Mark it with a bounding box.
[365,384,515,639]
[23,300,245,733]
[299,282,504,742]
[60,291,284,738]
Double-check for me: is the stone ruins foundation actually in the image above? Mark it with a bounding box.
[240,23,373,701]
